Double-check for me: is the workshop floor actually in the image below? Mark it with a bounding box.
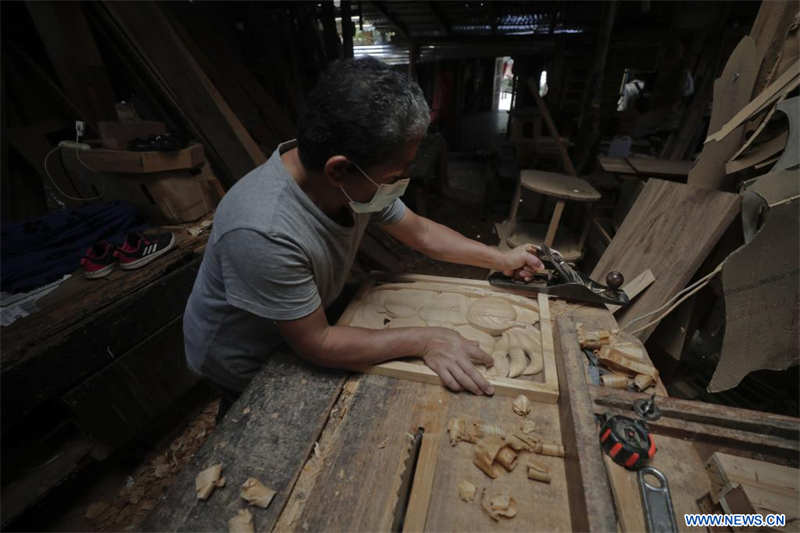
[28,190,506,532]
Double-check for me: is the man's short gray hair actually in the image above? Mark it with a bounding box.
[297,57,430,171]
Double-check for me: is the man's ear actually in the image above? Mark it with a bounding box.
[323,155,351,187]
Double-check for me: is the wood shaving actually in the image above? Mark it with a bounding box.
[511,394,531,416]
[527,459,551,483]
[577,324,612,349]
[480,488,517,520]
[457,480,477,502]
[538,443,565,457]
[634,373,655,391]
[240,477,276,509]
[473,435,506,478]
[195,464,224,500]
[597,344,658,378]
[496,446,518,471]
[228,509,254,533]
[521,420,537,435]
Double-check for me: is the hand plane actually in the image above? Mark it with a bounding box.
[488,244,630,306]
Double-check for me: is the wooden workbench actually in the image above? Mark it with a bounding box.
[143,278,799,532]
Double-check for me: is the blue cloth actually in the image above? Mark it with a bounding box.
[1,201,146,293]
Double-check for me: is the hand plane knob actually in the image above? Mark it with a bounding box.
[606,271,624,290]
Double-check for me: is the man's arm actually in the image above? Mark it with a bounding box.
[380,207,544,278]
[276,306,495,395]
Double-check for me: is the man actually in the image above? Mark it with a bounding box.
[184,57,543,405]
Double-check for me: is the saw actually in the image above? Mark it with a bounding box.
[488,244,630,306]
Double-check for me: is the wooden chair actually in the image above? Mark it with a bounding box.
[496,169,601,262]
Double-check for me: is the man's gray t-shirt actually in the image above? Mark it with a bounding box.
[183,140,405,392]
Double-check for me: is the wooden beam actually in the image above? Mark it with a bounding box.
[371,1,409,40]
[99,1,265,186]
[527,78,578,176]
[341,0,354,59]
[27,2,117,125]
[427,1,451,36]
[555,317,618,533]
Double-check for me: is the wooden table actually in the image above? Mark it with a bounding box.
[143,281,799,532]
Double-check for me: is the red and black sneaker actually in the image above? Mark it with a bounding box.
[113,231,176,270]
[80,241,116,279]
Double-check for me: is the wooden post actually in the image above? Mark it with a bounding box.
[27,2,117,126]
[341,0,354,59]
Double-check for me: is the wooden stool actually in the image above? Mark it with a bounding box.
[497,169,601,261]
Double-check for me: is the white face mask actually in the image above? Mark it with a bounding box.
[340,162,409,214]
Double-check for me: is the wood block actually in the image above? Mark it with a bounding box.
[706,452,799,504]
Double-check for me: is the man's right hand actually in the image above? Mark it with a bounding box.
[420,328,495,395]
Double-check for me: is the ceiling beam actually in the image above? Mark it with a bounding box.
[427,2,451,36]
[371,2,409,40]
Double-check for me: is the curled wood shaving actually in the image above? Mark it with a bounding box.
[480,488,517,520]
[521,420,537,435]
[195,464,224,500]
[496,446,518,471]
[473,435,506,478]
[228,509,254,533]
[457,480,477,502]
[512,394,531,416]
[240,477,276,509]
[447,418,484,446]
[527,459,551,483]
[538,443,565,457]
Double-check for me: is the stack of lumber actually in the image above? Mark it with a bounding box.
[701,452,799,528]
[594,1,799,393]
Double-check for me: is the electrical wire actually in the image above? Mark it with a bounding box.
[43,146,104,201]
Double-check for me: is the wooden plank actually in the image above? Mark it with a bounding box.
[163,2,295,153]
[689,36,759,191]
[101,1,266,186]
[401,388,447,533]
[27,2,117,125]
[141,352,346,532]
[423,393,574,532]
[591,179,740,340]
[598,155,636,175]
[606,269,655,314]
[625,158,693,178]
[707,452,799,502]
[704,60,800,144]
[554,317,617,533]
[274,375,446,532]
[725,131,788,175]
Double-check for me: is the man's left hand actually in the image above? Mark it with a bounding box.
[501,244,545,281]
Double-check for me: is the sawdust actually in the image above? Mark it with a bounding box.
[84,399,219,531]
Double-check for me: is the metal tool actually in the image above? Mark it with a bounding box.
[599,415,655,470]
[583,347,602,385]
[633,394,662,421]
[638,467,678,533]
[488,244,630,306]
